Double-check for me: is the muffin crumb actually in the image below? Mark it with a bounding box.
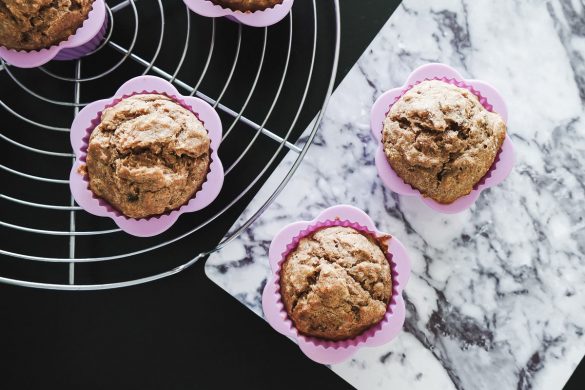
[77,164,87,176]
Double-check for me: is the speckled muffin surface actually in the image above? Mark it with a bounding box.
[207,0,284,12]
[280,226,392,341]
[382,80,506,204]
[84,94,211,219]
[0,0,93,51]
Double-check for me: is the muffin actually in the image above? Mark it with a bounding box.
[382,80,506,204]
[207,0,284,12]
[0,0,94,51]
[84,94,211,219]
[280,226,392,341]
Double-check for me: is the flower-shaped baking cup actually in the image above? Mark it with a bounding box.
[0,0,108,68]
[370,63,516,214]
[183,0,293,27]
[262,205,411,365]
[69,75,224,237]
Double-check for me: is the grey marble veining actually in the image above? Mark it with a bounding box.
[205,0,585,389]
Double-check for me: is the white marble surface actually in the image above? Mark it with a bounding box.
[205,0,585,389]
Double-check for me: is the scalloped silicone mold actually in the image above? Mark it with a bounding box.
[371,63,516,214]
[182,0,293,27]
[262,205,411,364]
[0,0,108,68]
[69,75,224,237]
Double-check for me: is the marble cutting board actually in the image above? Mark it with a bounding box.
[205,0,585,389]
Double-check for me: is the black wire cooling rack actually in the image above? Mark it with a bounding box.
[0,0,340,290]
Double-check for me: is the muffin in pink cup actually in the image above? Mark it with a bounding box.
[0,0,108,68]
[371,63,516,214]
[69,75,224,237]
[182,0,293,27]
[262,205,411,365]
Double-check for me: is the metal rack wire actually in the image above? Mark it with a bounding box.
[0,0,340,290]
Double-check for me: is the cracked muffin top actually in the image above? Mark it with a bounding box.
[0,0,94,51]
[207,0,284,12]
[84,94,211,219]
[382,80,506,204]
[280,226,392,341]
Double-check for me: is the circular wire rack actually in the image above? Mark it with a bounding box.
[0,0,340,290]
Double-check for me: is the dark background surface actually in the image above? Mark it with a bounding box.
[0,1,402,389]
[567,361,585,389]
[1,0,583,388]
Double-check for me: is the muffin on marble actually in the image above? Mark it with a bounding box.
[207,0,284,12]
[84,94,211,219]
[280,226,392,341]
[382,80,506,204]
[0,0,94,51]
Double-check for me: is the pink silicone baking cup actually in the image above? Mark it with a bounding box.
[370,63,516,214]
[262,205,411,365]
[69,75,224,237]
[182,0,294,27]
[0,0,108,68]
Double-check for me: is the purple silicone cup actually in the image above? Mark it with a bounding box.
[69,75,224,237]
[262,205,411,365]
[370,63,516,214]
[0,0,107,68]
[182,0,294,27]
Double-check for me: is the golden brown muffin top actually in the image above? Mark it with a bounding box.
[280,226,392,341]
[382,80,506,204]
[84,94,211,219]
[0,0,94,51]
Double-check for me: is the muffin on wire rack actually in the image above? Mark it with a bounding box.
[70,76,224,237]
[207,0,284,12]
[0,0,94,51]
[183,0,293,27]
[83,94,212,220]
[0,0,108,67]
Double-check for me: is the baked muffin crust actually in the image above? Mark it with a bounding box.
[0,0,93,51]
[85,94,211,219]
[208,0,284,12]
[382,80,506,204]
[280,226,392,341]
